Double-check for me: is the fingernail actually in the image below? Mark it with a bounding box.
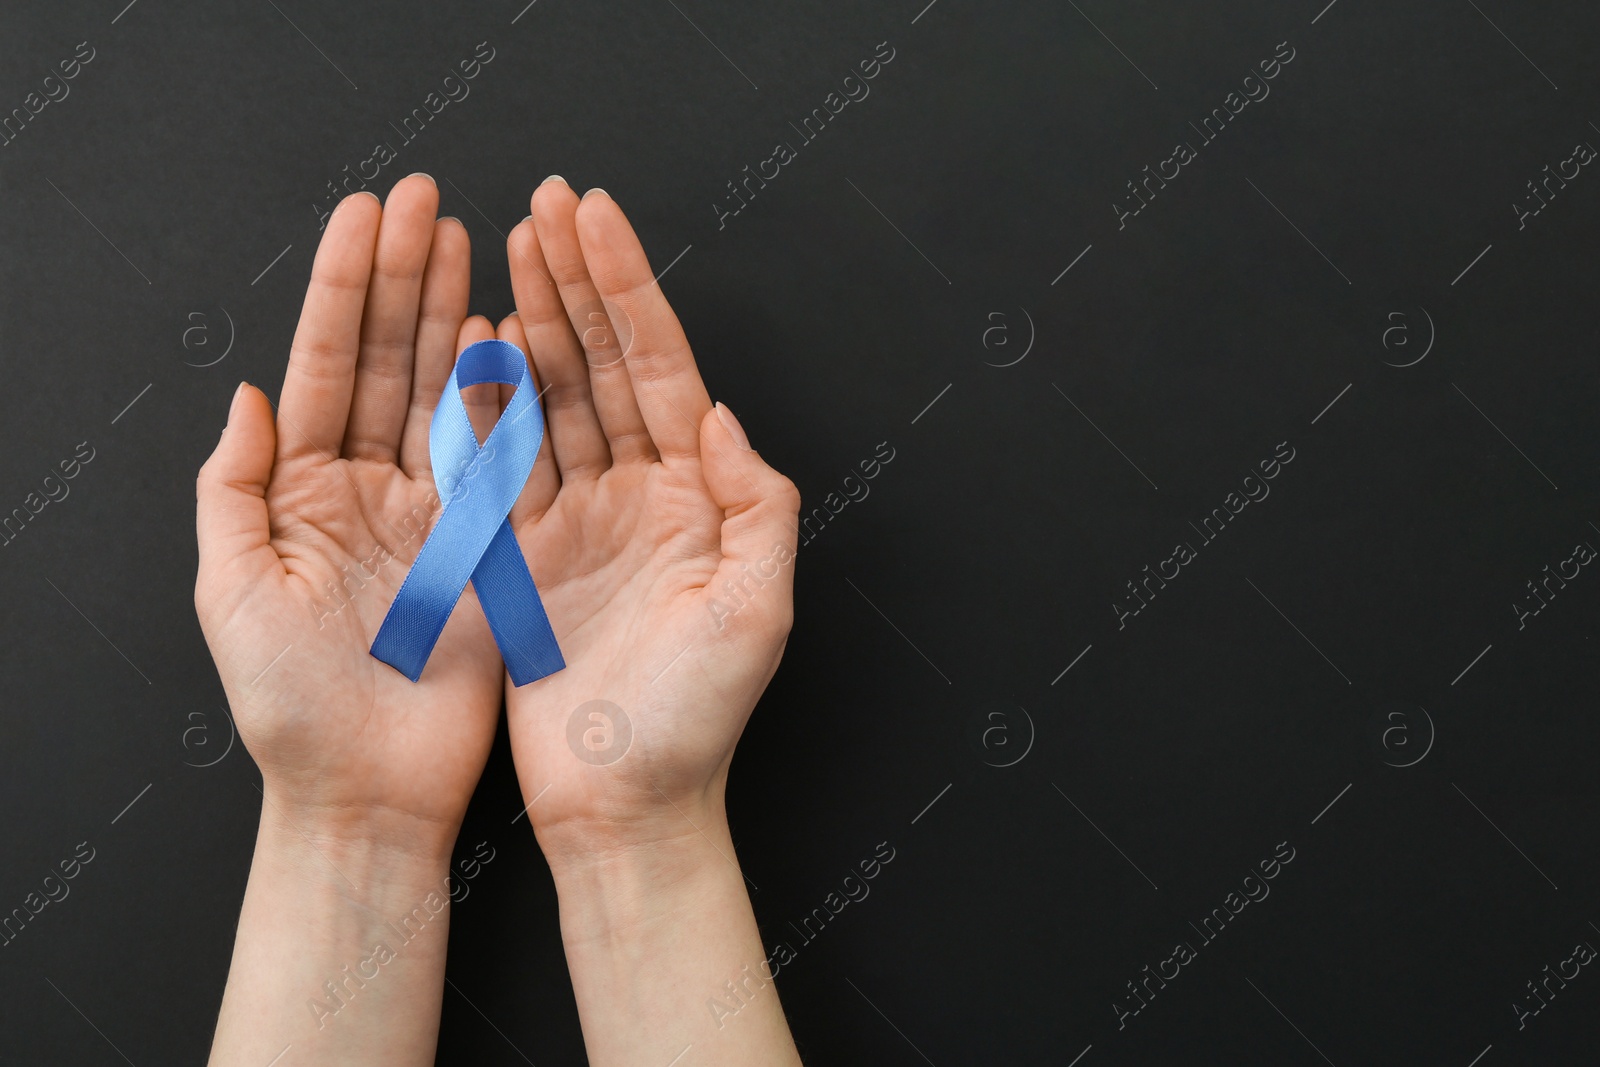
[440,215,463,226]
[583,187,609,200]
[543,174,567,185]
[226,382,248,428]
[406,171,436,185]
[715,401,751,451]
[334,190,379,215]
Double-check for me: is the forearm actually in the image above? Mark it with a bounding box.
[542,804,804,1067]
[208,793,458,1066]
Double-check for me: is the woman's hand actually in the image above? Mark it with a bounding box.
[491,178,806,1067]
[492,180,802,861]
[194,173,503,855]
[199,174,520,1067]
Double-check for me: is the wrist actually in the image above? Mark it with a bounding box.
[540,803,745,945]
[211,787,461,1062]
[538,800,803,1066]
[531,775,730,870]
[255,784,459,892]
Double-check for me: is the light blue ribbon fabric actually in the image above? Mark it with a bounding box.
[370,339,565,686]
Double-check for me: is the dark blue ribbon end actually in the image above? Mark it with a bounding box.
[507,650,566,688]
[370,646,426,684]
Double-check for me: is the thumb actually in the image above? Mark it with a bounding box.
[699,401,801,610]
[196,383,281,612]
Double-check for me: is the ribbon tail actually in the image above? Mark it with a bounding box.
[370,532,478,683]
[475,519,565,686]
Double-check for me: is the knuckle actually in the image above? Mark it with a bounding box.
[195,456,220,497]
[193,572,213,623]
[771,475,802,514]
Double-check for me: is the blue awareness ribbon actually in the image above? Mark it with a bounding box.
[370,339,565,686]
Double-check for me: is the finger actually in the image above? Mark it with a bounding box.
[574,190,712,462]
[344,173,442,464]
[196,384,285,626]
[507,208,611,480]
[699,402,801,634]
[496,313,562,519]
[277,191,381,464]
[456,315,501,446]
[399,215,471,479]
[530,179,656,465]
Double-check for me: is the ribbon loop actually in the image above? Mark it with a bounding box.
[370,339,564,686]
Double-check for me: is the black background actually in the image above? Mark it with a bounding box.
[3,1,1599,1064]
